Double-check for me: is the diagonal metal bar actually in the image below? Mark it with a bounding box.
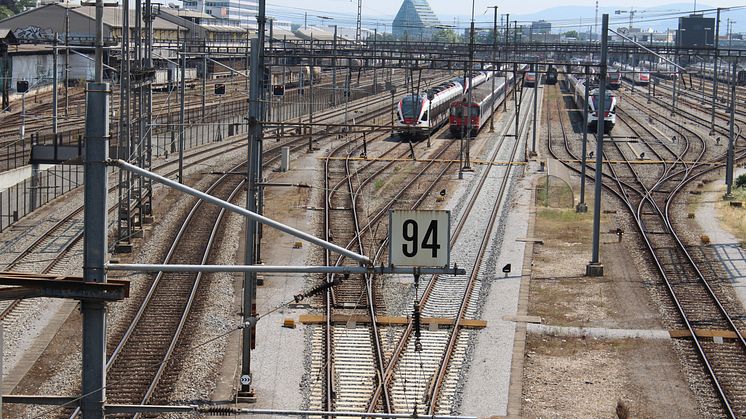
[111,159,371,265]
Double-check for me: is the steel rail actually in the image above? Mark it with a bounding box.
[367,80,524,412]
[551,81,746,417]
[426,87,530,414]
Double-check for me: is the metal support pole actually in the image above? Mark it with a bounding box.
[459,62,466,180]
[726,60,736,198]
[81,77,110,419]
[1,44,8,112]
[201,42,206,120]
[373,29,378,94]
[711,8,721,134]
[587,14,608,277]
[53,34,58,134]
[390,87,395,137]
[531,63,538,155]
[513,63,519,137]
[577,65,590,213]
[240,23,264,397]
[178,39,186,183]
[671,54,677,116]
[332,25,337,107]
[31,162,38,211]
[308,38,315,152]
[20,93,25,144]
[464,19,475,170]
[489,5,497,133]
[64,5,69,119]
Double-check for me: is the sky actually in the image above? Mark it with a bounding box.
[260,0,745,32]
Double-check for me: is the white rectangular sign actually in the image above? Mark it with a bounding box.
[389,210,450,267]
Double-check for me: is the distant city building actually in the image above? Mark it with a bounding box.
[530,20,551,34]
[182,0,258,29]
[677,14,715,48]
[392,0,440,40]
[270,19,292,32]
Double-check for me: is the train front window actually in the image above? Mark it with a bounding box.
[592,94,614,111]
[401,96,422,119]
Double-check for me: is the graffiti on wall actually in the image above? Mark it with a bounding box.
[14,26,53,41]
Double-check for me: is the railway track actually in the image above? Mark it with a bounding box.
[549,80,746,417]
[307,80,530,415]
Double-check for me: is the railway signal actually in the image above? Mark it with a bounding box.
[214,83,226,95]
[272,84,285,96]
[16,80,28,93]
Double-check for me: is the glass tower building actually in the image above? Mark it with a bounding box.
[392,0,440,40]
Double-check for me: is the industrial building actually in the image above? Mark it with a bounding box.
[677,13,715,48]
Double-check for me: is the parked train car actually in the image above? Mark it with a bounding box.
[688,63,746,86]
[524,71,538,87]
[567,73,617,133]
[395,79,464,140]
[546,66,558,85]
[612,62,650,86]
[607,69,622,89]
[448,72,517,138]
[152,68,198,91]
[395,68,495,140]
[639,60,677,80]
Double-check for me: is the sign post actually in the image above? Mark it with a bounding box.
[389,209,451,353]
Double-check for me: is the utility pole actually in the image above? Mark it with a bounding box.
[178,39,186,183]
[464,6,475,171]
[332,25,338,107]
[594,0,598,42]
[488,5,498,133]
[587,13,609,277]
[577,65,590,213]
[531,63,538,155]
[308,36,315,152]
[64,2,70,119]
[356,0,362,42]
[52,33,58,134]
[711,8,721,134]
[240,0,267,399]
[504,13,509,112]
[726,60,737,198]
[81,0,109,415]
[116,0,131,250]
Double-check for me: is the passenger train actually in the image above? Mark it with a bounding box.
[639,60,678,80]
[567,73,617,133]
[687,63,746,86]
[524,72,538,87]
[612,62,651,86]
[546,67,558,85]
[448,72,518,138]
[607,69,622,89]
[395,69,494,140]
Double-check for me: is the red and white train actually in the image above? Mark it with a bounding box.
[448,72,518,138]
[612,62,650,86]
[567,73,617,133]
[395,69,495,140]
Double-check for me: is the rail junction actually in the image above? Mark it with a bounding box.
[0,3,743,419]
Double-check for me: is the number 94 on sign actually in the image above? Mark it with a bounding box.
[388,210,450,268]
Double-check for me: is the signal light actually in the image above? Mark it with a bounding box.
[272,84,285,96]
[16,80,28,93]
[215,83,226,95]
